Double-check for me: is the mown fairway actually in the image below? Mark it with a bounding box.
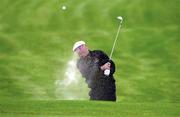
[0,0,179,116]
[0,100,180,117]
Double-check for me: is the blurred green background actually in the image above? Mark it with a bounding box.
[0,0,179,116]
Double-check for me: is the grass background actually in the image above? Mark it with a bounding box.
[0,0,179,116]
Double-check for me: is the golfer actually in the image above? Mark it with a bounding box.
[73,41,116,101]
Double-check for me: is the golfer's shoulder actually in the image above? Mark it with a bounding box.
[91,50,109,59]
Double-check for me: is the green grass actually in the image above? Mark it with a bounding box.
[0,0,179,116]
[0,100,179,117]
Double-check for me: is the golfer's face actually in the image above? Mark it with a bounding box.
[75,45,86,57]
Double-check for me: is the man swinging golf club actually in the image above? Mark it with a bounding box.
[73,41,116,101]
[73,16,123,101]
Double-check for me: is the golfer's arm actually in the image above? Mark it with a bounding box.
[109,60,115,75]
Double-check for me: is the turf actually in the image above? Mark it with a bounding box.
[0,100,179,117]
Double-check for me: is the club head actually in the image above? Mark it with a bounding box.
[117,16,123,21]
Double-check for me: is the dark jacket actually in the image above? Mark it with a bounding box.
[77,50,116,101]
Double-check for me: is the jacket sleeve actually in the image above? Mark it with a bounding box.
[92,50,116,76]
[109,59,115,75]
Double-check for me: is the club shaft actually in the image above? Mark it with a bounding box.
[109,20,122,59]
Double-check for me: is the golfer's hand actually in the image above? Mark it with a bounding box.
[100,62,111,70]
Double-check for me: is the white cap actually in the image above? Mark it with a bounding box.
[72,41,86,51]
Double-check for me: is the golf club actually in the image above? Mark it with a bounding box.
[104,16,123,76]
